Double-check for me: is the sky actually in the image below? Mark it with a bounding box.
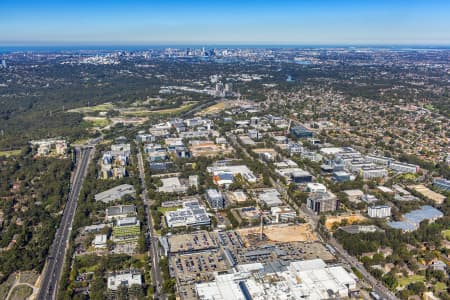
[1,0,449,45]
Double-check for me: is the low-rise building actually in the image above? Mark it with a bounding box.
[368,205,391,218]
[207,165,257,183]
[158,177,188,193]
[290,125,314,138]
[306,182,327,193]
[93,234,107,249]
[136,133,154,143]
[361,194,378,203]
[226,191,248,203]
[195,259,357,300]
[113,217,140,242]
[258,189,283,207]
[433,178,450,191]
[94,184,136,203]
[271,206,296,223]
[365,154,391,166]
[165,200,210,228]
[107,271,142,291]
[333,171,351,182]
[389,161,419,174]
[106,205,137,221]
[340,225,384,234]
[389,205,444,232]
[343,189,364,203]
[360,166,388,179]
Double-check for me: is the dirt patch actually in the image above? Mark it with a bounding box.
[238,224,317,244]
[325,214,367,230]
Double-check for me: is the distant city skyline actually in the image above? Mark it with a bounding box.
[1,0,450,46]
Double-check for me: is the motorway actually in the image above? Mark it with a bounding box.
[37,146,93,300]
[136,143,163,299]
[228,133,398,300]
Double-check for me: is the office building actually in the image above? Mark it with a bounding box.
[306,182,327,193]
[271,206,297,223]
[206,189,225,209]
[291,170,313,184]
[360,166,388,179]
[368,205,391,218]
[365,155,391,166]
[107,271,142,291]
[333,171,351,182]
[165,200,210,228]
[307,191,339,214]
[433,178,450,191]
[94,184,136,203]
[290,125,314,138]
[258,189,283,207]
[389,161,419,174]
[106,205,137,221]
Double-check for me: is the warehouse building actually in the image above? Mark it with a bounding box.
[195,258,357,300]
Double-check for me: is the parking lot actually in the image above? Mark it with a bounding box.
[170,250,228,283]
[168,230,217,253]
[216,230,244,248]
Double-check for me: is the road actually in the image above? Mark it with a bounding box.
[136,143,163,299]
[227,133,398,300]
[37,146,93,300]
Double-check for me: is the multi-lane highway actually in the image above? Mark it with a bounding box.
[136,144,163,298]
[37,146,93,300]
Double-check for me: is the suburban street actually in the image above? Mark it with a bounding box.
[136,143,163,299]
[37,146,93,300]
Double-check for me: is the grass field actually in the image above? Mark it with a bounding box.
[434,282,447,292]
[68,102,115,113]
[397,275,425,288]
[83,116,110,127]
[0,149,21,157]
[72,138,89,145]
[157,206,180,214]
[9,285,33,300]
[196,101,227,115]
[0,274,15,300]
[121,102,196,116]
[442,229,450,240]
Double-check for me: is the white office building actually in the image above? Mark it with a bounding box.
[368,205,391,218]
[389,162,419,174]
[195,259,357,300]
[107,271,142,291]
[360,167,388,179]
[306,182,327,193]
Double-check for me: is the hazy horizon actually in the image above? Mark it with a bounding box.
[1,0,450,46]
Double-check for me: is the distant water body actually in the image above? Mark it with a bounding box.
[0,44,449,53]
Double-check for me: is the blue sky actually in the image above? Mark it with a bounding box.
[1,0,449,45]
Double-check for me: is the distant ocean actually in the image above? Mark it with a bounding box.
[0,44,449,53]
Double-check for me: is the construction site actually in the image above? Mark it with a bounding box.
[237,223,318,245]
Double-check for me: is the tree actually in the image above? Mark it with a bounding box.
[407,281,425,295]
